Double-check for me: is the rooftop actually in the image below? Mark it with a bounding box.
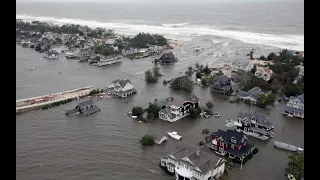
[111,79,132,88]
[213,129,246,146]
[237,111,273,128]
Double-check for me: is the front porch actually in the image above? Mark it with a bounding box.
[109,88,137,98]
[175,165,193,180]
[284,107,304,119]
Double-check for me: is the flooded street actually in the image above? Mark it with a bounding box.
[16,44,304,180]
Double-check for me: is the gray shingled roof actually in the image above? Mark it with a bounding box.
[169,143,197,160]
[284,106,304,114]
[212,76,231,85]
[112,79,132,88]
[237,111,273,128]
[298,94,304,104]
[237,87,263,101]
[184,145,222,174]
[213,129,245,146]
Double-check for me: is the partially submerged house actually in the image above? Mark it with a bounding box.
[107,79,137,98]
[237,87,265,104]
[254,67,273,81]
[207,129,255,162]
[283,94,304,119]
[160,143,226,180]
[122,46,138,55]
[210,76,233,94]
[157,52,178,65]
[65,99,101,116]
[158,95,199,122]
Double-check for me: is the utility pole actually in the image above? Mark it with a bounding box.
[240,157,244,171]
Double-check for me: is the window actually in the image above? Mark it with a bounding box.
[220,142,224,146]
[219,147,224,152]
[231,144,234,149]
[231,138,236,144]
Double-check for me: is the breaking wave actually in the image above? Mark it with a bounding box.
[16,14,304,51]
[162,22,189,28]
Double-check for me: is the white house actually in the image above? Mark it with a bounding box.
[160,143,226,180]
[283,94,304,118]
[158,95,200,123]
[254,67,273,81]
[232,60,254,72]
[107,79,137,98]
[122,47,138,55]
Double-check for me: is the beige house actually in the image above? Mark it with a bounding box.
[254,67,273,81]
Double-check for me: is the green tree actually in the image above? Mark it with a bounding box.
[140,134,155,146]
[185,66,193,76]
[251,65,257,74]
[257,93,277,107]
[283,83,304,97]
[145,70,158,83]
[201,78,208,86]
[267,52,276,60]
[248,50,254,60]
[146,103,161,120]
[259,55,266,60]
[132,106,144,117]
[189,107,202,119]
[285,152,304,180]
[152,66,162,77]
[203,65,211,75]
[196,72,202,79]
[205,102,214,109]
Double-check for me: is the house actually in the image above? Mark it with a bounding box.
[107,79,137,98]
[254,67,273,81]
[105,39,115,46]
[237,112,275,134]
[65,100,101,116]
[158,52,178,64]
[47,51,59,59]
[148,45,162,54]
[65,48,81,58]
[232,60,254,72]
[207,129,255,162]
[158,95,199,122]
[210,76,232,94]
[122,46,138,55]
[237,87,265,104]
[283,94,304,118]
[160,143,226,180]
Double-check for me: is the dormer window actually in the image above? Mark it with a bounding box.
[251,116,256,121]
[231,137,236,144]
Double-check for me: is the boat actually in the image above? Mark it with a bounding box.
[274,140,304,152]
[215,112,220,118]
[132,116,137,119]
[203,112,210,118]
[167,131,182,140]
[287,174,296,180]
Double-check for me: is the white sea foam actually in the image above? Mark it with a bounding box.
[162,22,189,28]
[16,14,304,51]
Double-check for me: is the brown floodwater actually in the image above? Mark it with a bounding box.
[16,45,303,180]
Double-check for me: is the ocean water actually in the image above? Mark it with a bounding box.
[16,0,304,51]
[16,1,304,180]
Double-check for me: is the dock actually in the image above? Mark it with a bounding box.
[16,85,94,114]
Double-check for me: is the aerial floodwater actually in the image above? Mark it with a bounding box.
[16,1,304,180]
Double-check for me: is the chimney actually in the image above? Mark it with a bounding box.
[196,149,200,156]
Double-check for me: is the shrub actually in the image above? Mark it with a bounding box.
[140,134,154,146]
[132,106,144,117]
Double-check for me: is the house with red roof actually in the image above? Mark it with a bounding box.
[254,67,273,81]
